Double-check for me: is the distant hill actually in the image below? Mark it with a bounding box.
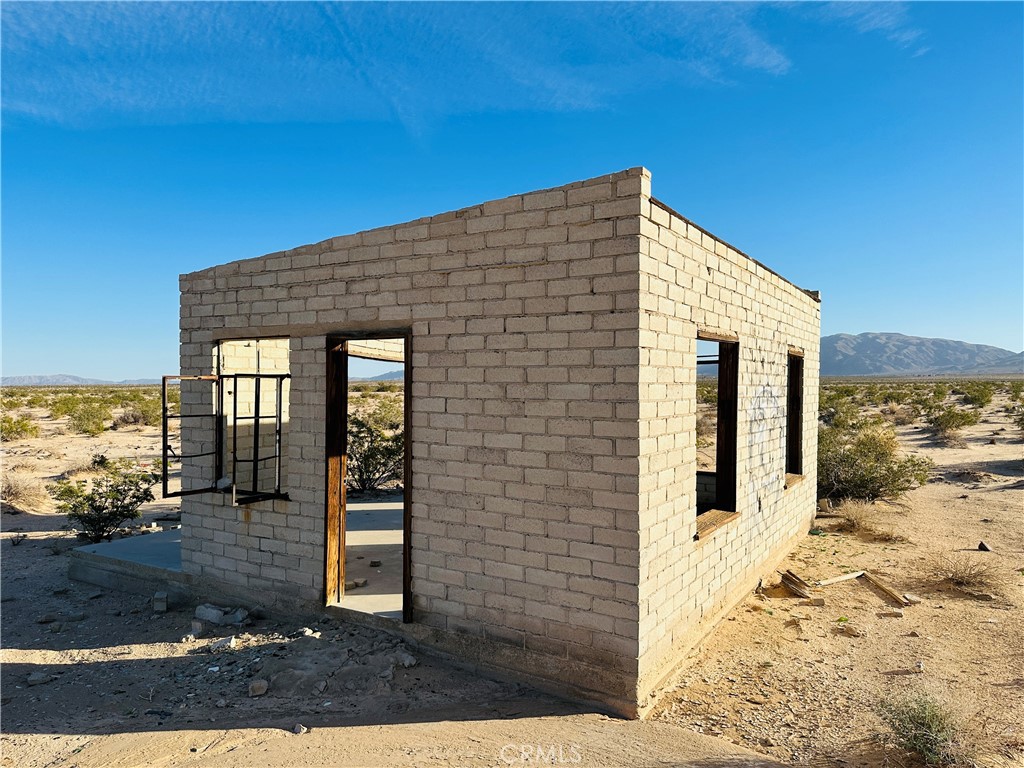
[1,374,161,386]
[822,333,1023,376]
[351,370,404,382]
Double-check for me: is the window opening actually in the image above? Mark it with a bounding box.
[695,336,738,517]
[161,339,290,505]
[786,352,804,477]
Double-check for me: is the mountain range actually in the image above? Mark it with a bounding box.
[2,334,1021,385]
[820,333,1022,376]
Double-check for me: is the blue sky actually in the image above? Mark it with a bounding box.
[2,2,1021,380]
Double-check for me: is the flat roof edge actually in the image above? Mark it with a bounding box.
[649,197,821,304]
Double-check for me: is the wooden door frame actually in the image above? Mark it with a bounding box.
[324,330,413,623]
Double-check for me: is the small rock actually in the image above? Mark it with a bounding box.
[842,624,866,638]
[980,518,993,523]
[153,592,168,614]
[36,614,57,624]
[222,608,249,625]
[978,541,993,552]
[880,609,904,618]
[195,604,226,623]
[353,578,368,588]
[913,661,925,674]
[209,636,236,652]
[26,672,55,686]
[180,634,197,644]
[66,611,86,622]
[903,594,922,605]
[369,560,382,568]
[292,723,308,735]
[48,622,64,633]
[191,619,208,637]
[395,651,417,668]
[87,590,104,600]
[248,679,269,697]
[908,630,921,637]
[207,666,220,673]
[315,680,327,694]
[216,698,227,708]
[806,597,826,607]
[344,581,357,590]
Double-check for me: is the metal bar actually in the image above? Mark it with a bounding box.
[161,376,170,498]
[231,374,238,493]
[216,374,224,483]
[252,375,262,493]
[403,332,413,624]
[275,377,283,494]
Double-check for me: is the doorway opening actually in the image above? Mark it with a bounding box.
[325,333,411,622]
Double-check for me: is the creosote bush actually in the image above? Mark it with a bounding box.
[878,693,975,767]
[68,402,112,436]
[818,416,931,502]
[48,459,156,542]
[346,396,404,492]
[0,413,40,440]
[928,406,980,441]
[955,381,994,408]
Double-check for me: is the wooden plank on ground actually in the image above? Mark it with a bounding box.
[862,571,911,606]
[816,571,865,587]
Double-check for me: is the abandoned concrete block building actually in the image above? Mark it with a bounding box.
[172,167,821,717]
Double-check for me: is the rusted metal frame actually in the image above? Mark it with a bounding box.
[161,375,221,499]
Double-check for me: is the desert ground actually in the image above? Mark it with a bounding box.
[1,382,1022,767]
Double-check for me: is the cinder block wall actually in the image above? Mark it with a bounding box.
[176,167,820,716]
[635,196,820,708]
[179,169,650,711]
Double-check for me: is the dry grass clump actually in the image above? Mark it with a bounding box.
[0,470,48,512]
[929,553,1006,594]
[833,500,908,542]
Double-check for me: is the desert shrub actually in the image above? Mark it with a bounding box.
[113,398,162,429]
[48,394,82,419]
[928,406,980,440]
[0,471,48,512]
[1012,408,1024,433]
[818,420,931,501]
[696,413,715,449]
[883,405,920,426]
[347,396,404,492]
[374,381,401,393]
[956,381,994,408]
[1006,380,1024,401]
[0,413,40,440]
[878,693,974,766]
[697,380,718,405]
[48,459,156,542]
[1,391,26,409]
[68,402,111,436]
[25,393,47,408]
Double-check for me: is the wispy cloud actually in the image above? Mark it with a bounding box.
[0,2,927,131]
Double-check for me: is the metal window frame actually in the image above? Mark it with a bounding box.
[161,373,291,504]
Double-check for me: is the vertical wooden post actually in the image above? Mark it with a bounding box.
[325,338,348,605]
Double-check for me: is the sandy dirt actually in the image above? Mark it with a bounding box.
[1,390,1022,767]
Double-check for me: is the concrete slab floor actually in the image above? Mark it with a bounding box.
[339,495,404,621]
[75,529,182,572]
